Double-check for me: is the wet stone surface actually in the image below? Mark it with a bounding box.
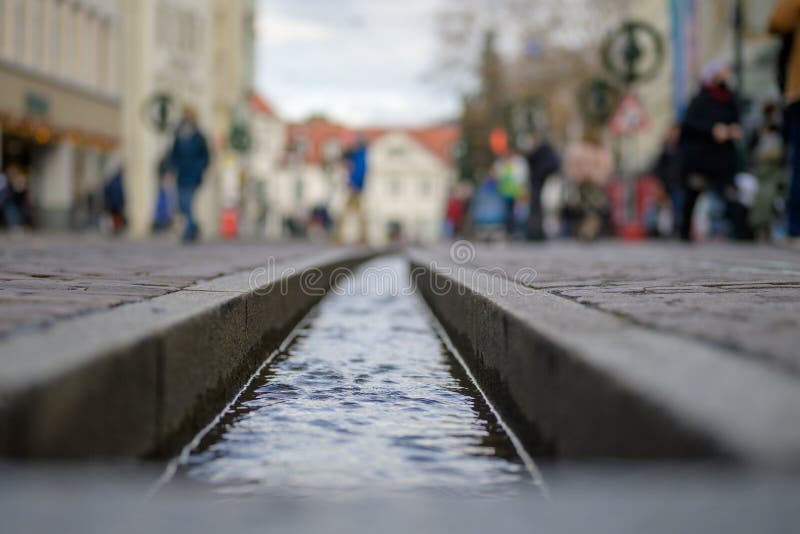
[179,258,532,498]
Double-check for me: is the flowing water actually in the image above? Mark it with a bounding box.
[176,257,536,498]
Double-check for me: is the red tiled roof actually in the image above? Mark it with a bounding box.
[287,118,354,164]
[249,92,278,117]
[408,125,460,165]
[285,118,460,166]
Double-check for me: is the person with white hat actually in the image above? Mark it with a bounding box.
[678,60,743,241]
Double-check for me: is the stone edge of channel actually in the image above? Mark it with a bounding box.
[0,248,377,458]
[408,249,800,467]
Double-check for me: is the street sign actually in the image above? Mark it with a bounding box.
[609,91,651,136]
[578,78,621,126]
[601,20,666,86]
[143,92,176,133]
[229,120,252,153]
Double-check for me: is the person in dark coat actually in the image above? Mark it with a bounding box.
[103,167,126,234]
[679,60,743,241]
[769,1,800,242]
[652,123,683,236]
[170,107,210,242]
[525,133,560,240]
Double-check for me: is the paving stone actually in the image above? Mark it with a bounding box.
[430,241,800,375]
[0,236,326,340]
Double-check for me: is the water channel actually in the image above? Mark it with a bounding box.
[173,257,538,498]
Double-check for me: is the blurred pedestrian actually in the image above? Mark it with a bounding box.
[749,102,787,240]
[103,166,126,235]
[444,182,472,238]
[678,60,743,242]
[493,147,529,238]
[335,136,369,244]
[471,174,507,241]
[769,1,800,242]
[170,107,210,243]
[563,128,613,240]
[3,165,31,229]
[0,169,8,228]
[651,123,683,236]
[524,132,560,241]
[153,152,175,232]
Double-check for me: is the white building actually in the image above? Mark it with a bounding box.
[364,128,458,245]
[244,91,286,239]
[274,117,459,245]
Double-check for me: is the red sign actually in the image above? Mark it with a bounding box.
[489,127,508,156]
[609,91,651,136]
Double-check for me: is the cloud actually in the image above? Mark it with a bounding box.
[254,0,458,125]
[255,10,334,45]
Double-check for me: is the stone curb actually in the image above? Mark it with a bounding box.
[0,248,376,458]
[409,250,800,466]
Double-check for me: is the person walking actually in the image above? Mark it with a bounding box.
[769,1,800,242]
[170,107,210,243]
[493,148,529,239]
[750,102,787,240]
[524,133,560,241]
[651,124,683,236]
[103,166,126,235]
[335,137,369,244]
[678,60,743,242]
[563,128,613,240]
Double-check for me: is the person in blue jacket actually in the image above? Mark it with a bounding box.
[335,137,369,244]
[170,107,210,242]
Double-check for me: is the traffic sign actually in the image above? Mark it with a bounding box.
[609,91,651,136]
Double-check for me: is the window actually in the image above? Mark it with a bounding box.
[0,0,5,58]
[322,138,341,162]
[66,3,81,80]
[389,177,401,197]
[49,0,61,73]
[13,0,24,61]
[156,2,169,47]
[31,0,43,67]
[419,178,432,197]
[61,0,72,78]
[97,18,109,91]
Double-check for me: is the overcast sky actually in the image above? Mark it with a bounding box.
[254,0,461,127]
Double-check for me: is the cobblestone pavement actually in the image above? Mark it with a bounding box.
[5,236,800,378]
[433,241,800,375]
[0,235,321,338]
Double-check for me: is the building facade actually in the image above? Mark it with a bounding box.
[245,91,286,239]
[121,0,254,238]
[0,0,121,228]
[670,0,783,115]
[275,118,459,245]
[363,129,457,244]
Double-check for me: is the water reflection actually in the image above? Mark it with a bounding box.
[180,257,532,497]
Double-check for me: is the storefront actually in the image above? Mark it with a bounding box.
[0,64,119,229]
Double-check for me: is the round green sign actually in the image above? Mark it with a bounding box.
[601,20,666,86]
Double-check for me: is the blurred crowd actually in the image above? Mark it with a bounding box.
[444,1,800,245]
